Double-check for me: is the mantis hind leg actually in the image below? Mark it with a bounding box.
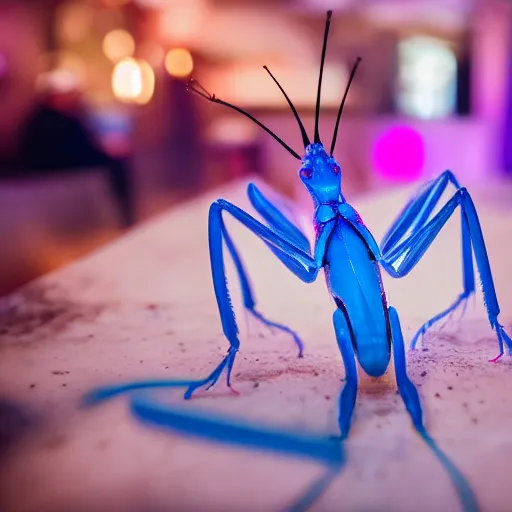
[283,307,358,512]
[389,306,480,512]
[381,171,475,346]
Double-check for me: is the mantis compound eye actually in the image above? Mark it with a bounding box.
[300,167,313,179]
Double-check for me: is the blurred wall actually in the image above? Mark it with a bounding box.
[471,0,512,173]
[0,1,47,162]
[256,114,491,203]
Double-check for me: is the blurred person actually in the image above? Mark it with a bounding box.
[0,68,135,228]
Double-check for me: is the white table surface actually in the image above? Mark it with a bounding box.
[0,178,511,512]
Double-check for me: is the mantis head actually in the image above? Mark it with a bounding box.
[300,143,343,206]
[187,10,361,206]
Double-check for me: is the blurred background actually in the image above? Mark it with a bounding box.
[0,0,511,296]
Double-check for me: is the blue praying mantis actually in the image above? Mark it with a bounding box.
[85,11,512,512]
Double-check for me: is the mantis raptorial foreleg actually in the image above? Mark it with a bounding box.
[223,183,311,356]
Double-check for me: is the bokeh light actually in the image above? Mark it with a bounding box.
[103,29,136,63]
[165,48,193,78]
[372,126,425,182]
[112,58,155,105]
[136,60,156,105]
[112,58,141,102]
[397,36,457,119]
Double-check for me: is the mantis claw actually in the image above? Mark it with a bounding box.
[492,322,512,360]
[184,347,240,399]
[489,353,503,363]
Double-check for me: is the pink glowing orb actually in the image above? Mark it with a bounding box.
[372,125,425,182]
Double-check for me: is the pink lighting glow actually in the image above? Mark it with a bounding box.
[372,125,425,182]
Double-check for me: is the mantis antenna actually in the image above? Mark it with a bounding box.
[314,10,332,144]
[263,65,311,148]
[330,57,362,156]
[187,78,302,160]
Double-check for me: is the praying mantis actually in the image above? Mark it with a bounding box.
[85,10,512,512]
